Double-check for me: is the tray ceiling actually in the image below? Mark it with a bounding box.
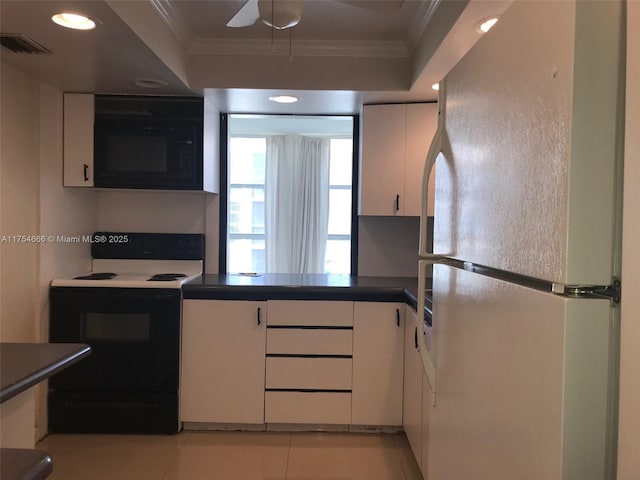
[0,0,511,113]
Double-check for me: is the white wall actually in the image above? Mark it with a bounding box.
[96,191,219,273]
[36,82,98,439]
[0,62,98,444]
[0,62,40,344]
[94,99,221,273]
[0,61,40,449]
[95,194,417,279]
[357,216,421,277]
[617,3,640,477]
[1,64,219,442]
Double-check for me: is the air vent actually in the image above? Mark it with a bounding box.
[0,34,51,54]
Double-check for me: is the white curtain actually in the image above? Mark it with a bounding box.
[265,134,330,273]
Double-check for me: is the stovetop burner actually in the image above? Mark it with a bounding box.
[73,272,117,280]
[148,273,188,282]
[52,233,204,290]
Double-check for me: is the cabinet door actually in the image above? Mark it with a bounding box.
[360,104,406,216]
[181,300,266,424]
[63,93,94,187]
[405,103,438,217]
[403,306,423,469]
[267,300,353,326]
[421,370,432,479]
[352,302,404,425]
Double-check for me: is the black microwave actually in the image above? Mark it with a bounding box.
[94,95,204,190]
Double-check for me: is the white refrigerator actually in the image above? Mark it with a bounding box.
[417,1,624,479]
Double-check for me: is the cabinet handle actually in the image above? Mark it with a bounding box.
[395,194,400,212]
[83,164,89,182]
[414,326,418,349]
[257,307,261,326]
[396,308,400,327]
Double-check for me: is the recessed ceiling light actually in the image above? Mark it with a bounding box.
[269,95,299,104]
[476,17,498,34]
[52,12,96,30]
[134,78,169,89]
[431,83,440,91]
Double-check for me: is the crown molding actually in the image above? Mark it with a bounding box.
[149,0,412,59]
[148,0,193,48]
[189,37,409,58]
[407,0,442,48]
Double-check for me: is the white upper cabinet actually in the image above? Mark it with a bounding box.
[62,94,218,192]
[63,93,94,187]
[406,103,437,217]
[359,103,437,216]
[360,104,406,216]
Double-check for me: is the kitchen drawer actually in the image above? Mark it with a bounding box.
[267,301,353,327]
[265,391,351,424]
[265,357,352,390]
[266,328,353,355]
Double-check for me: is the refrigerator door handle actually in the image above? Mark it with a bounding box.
[418,259,437,406]
[419,81,446,259]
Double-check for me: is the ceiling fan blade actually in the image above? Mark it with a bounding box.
[337,0,405,13]
[226,0,260,27]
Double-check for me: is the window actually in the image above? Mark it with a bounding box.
[326,138,353,273]
[227,138,266,273]
[224,115,356,274]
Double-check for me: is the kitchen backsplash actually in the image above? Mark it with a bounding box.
[96,190,219,273]
[358,216,432,277]
[96,192,426,278]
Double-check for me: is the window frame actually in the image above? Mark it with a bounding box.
[218,113,360,275]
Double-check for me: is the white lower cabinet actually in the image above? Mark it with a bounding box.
[421,371,432,479]
[265,391,352,424]
[403,305,424,471]
[352,302,405,426]
[265,357,353,390]
[181,300,266,424]
[180,299,410,430]
[267,300,353,326]
[264,300,353,425]
[267,328,352,355]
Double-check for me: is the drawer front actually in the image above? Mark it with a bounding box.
[265,391,351,424]
[267,328,353,355]
[267,301,353,327]
[265,357,352,390]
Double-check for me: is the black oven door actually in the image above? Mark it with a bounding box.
[49,287,181,393]
[49,287,181,433]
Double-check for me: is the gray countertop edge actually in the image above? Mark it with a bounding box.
[182,275,430,313]
[0,343,91,404]
[184,285,415,302]
[0,448,53,480]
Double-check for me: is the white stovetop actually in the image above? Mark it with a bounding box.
[51,259,203,289]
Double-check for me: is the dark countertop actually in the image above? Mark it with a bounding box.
[184,274,418,301]
[183,274,431,315]
[0,343,91,404]
[0,449,52,480]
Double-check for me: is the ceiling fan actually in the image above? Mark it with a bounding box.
[226,0,405,30]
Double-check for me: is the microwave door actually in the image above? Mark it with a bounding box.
[93,120,201,190]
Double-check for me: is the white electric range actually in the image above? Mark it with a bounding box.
[48,232,204,434]
[51,259,203,289]
[51,232,204,289]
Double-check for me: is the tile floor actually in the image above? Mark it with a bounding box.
[37,430,423,480]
